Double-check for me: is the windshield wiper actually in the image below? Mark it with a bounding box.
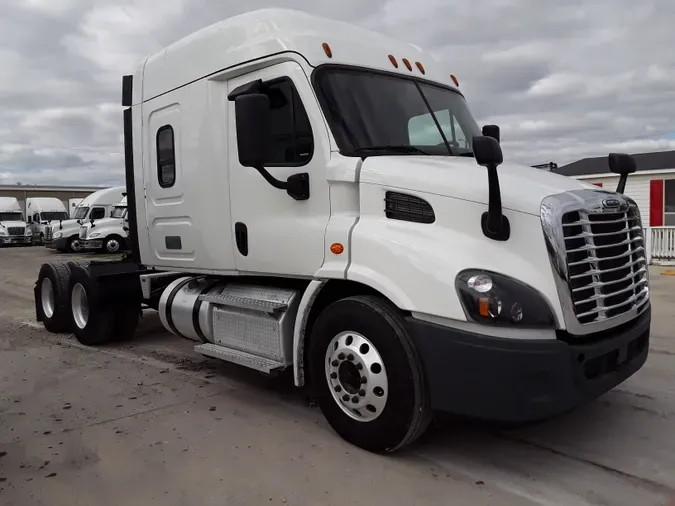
[354,145,430,156]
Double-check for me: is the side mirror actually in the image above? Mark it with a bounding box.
[608,153,636,194]
[482,124,500,144]
[473,135,503,167]
[234,93,272,167]
[472,135,509,241]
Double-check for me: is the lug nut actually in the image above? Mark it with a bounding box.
[330,372,337,379]
[334,385,342,392]
[351,396,359,403]
[342,394,349,401]
[347,354,354,361]
[331,360,339,367]
[338,353,345,360]
[360,377,367,384]
[359,389,366,396]
[356,363,363,370]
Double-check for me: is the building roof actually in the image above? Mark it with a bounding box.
[0,184,106,192]
[556,150,675,177]
[138,8,458,103]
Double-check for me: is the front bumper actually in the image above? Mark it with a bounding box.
[406,306,650,423]
[1,236,31,245]
[45,237,69,250]
[81,239,103,250]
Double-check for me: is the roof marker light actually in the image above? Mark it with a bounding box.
[322,42,333,58]
[450,74,459,86]
[402,58,412,71]
[415,61,425,74]
[388,54,399,68]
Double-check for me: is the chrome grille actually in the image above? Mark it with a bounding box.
[540,189,650,336]
[79,227,87,239]
[562,207,648,324]
[45,226,52,241]
[8,227,24,236]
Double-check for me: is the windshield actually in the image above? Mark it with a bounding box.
[314,67,481,157]
[0,212,23,222]
[73,206,89,220]
[41,212,69,222]
[111,206,127,218]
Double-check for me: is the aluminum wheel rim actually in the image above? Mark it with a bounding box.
[106,239,120,253]
[325,331,389,422]
[40,277,55,319]
[70,239,81,252]
[71,283,89,330]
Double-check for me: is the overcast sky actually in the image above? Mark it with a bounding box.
[1,0,673,186]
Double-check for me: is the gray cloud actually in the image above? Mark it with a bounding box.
[0,0,673,185]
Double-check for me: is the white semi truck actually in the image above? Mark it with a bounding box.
[0,197,32,246]
[33,9,651,453]
[45,187,126,252]
[79,196,129,254]
[26,197,70,245]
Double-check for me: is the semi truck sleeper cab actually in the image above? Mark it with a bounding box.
[33,8,650,453]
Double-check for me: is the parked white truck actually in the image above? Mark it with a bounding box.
[0,197,32,246]
[33,9,651,453]
[79,196,129,254]
[45,187,125,252]
[26,197,70,245]
[69,198,83,218]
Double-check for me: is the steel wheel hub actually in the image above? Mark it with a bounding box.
[40,277,55,319]
[106,239,120,252]
[71,282,89,330]
[325,331,389,422]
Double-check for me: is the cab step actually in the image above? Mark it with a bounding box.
[194,343,285,373]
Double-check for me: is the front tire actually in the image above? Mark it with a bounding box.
[68,236,81,253]
[308,296,432,453]
[102,235,124,254]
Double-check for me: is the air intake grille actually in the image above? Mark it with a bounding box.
[384,192,435,224]
[8,227,25,236]
[562,206,648,325]
[45,226,52,241]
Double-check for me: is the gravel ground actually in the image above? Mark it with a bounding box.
[1,246,674,506]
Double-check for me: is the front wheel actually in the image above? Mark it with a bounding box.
[68,236,81,253]
[102,235,124,254]
[308,296,432,453]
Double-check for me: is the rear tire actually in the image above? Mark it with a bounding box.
[35,262,74,333]
[308,295,432,453]
[68,264,114,346]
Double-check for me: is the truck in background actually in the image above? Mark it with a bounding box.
[32,9,650,453]
[0,197,32,246]
[79,196,129,254]
[45,186,125,253]
[69,198,84,218]
[26,197,70,245]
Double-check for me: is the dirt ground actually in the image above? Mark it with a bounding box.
[1,246,674,506]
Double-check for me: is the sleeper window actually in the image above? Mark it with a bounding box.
[157,125,176,187]
[260,79,314,165]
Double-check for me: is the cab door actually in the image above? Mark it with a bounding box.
[227,61,331,276]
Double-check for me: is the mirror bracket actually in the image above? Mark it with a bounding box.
[253,165,310,201]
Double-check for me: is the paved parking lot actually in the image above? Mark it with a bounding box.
[1,246,674,506]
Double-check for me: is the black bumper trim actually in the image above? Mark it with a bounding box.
[405,307,651,423]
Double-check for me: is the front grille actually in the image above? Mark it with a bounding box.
[562,206,648,325]
[8,227,24,236]
[79,227,87,239]
[45,226,52,241]
[384,192,435,224]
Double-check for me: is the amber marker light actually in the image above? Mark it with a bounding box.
[402,58,412,71]
[450,74,459,86]
[388,54,399,68]
[415,61,425,74]
[330,243,344,255]
[322,42,333,58]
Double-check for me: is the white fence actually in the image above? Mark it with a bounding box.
[646,226,675,264]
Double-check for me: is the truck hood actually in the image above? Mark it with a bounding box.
[0,220,26,228]
[359,156,603,216]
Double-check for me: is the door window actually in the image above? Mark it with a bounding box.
[257,78,314,166]
[90,207,106,220]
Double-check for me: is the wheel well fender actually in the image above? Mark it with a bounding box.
[292,279,400,387]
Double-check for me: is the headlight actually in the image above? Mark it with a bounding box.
[89,232,100,238]
[455,269,556,328]
[26,229,32,236]
[54,231,63,238]
[0,229,6,236]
